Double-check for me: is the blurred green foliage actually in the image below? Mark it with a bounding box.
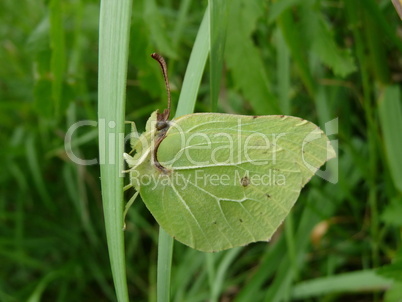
[0,0,401,301]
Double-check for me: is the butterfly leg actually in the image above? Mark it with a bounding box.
[122,191,139,230]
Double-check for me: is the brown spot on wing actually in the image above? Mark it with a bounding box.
[241,176,250,187]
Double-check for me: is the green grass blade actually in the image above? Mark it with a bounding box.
[292,270,393,299]
[174,7,209,117]
[25,135,53,210]
[268,0,299,23]
[276,29,290,115]
[277,8,316,98]
[234,238,286,302]
[157,228,174,301]
[49,0,66,119]
[172,0,192,48]
[98,0,132,301]
[209,0,228,111]
[363,0,390,84]
[378,86,402,193]
[210,248,242,302]
[157,7,210,302]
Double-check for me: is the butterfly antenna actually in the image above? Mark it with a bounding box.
[151,53,171,120]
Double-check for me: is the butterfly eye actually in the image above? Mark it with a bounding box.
[156,120,169,131]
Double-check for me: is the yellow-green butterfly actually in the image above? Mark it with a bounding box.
[124,54,336,252]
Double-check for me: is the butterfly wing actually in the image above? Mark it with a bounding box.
[132,113,335,252]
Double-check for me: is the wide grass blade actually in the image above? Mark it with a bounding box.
[98,0,132,301]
